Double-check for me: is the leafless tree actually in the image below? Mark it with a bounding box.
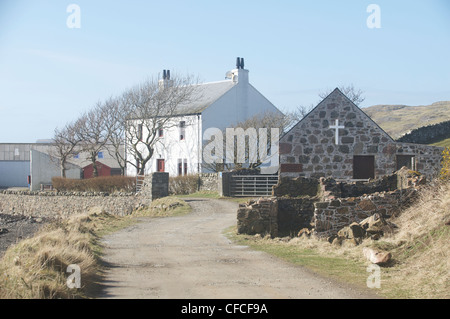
[202,111,289,172]
[319,84,365,106]
[103,96,127,175]
[76,102,111,177]
[124,73,200,175]
[52,121,81,178]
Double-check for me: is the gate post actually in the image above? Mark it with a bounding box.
[218,172,232,197]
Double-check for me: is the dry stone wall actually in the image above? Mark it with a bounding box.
[0,173,168,219]
[237,198,278,237]
[237,171,422,238]
[0,191,149,218]
[313,188,416,237]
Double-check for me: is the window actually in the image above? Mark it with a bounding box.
[98,152,104,159]
[178,159,188,176]
[179,121,186,140]
[178,160,183,176]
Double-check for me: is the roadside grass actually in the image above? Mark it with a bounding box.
[173,190,221,199]
[0,197,190,299]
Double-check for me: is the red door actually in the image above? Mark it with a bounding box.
[157,159,165,172]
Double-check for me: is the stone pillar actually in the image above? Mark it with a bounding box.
[140,173,169,200]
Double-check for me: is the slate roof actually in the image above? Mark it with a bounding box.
[174,80,236,115]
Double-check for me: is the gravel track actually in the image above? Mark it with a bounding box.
[97,198,379,299]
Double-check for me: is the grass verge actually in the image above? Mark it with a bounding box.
[0,197,191,299]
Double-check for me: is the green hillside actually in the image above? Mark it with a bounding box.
[362,101,450,140]
[432,137,450,148]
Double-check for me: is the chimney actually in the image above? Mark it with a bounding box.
[231,57,249,84]
[159,69,173,90]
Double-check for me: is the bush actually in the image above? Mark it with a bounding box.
[169,175,199,195]
[52,176,136,193]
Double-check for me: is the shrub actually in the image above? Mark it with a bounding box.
[52,176,136,193]
[169,175,199,195]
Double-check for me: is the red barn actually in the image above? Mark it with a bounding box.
[82,161,111,179]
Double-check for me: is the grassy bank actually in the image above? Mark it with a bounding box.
[0,197,190,299]
[227,181,450,299]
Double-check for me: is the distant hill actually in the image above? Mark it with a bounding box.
[362,101,450,140]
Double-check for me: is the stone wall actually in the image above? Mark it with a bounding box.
[237,197,316,238]
[277,197,315,236]
[313,188,417,237]
[272,177,319,197]
[237,198,278,237]
[397,120,450,145]
[237,172,422,238]
[198,173,219,192]
[0,190,150,218]
[0,172,171,219]
[319,174,398,199]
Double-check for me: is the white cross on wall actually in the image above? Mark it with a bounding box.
[329,119,345,145]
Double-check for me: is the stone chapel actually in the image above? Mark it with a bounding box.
[279,88,443,180]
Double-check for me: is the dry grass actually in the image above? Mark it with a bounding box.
[376,182,450,298]
[0,198,191,299]
[0,212,102,298]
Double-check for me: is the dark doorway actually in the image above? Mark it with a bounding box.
[353,156,375,179]
[396,155,415,171]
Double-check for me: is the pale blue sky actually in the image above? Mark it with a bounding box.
[0,0,449,143]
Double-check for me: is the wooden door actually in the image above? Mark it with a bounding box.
[157,159,165,172]
[353,156,375,179]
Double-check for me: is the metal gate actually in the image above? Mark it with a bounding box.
[230,175,278,197]
[136,175,145,193]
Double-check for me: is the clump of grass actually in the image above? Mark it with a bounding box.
[133,197,191,218]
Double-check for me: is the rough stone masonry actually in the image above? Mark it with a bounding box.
[279,88,443,180]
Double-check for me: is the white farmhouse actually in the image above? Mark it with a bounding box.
[126,58,283,176]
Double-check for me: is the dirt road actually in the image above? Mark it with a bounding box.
[97,198,377,299]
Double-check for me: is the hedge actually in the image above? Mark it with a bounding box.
[52,176,136,193]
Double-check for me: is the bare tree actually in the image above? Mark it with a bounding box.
[124,73,200,175]
[52,121,81,178]
[202,111,289,172]
[76,102,111,178]
[103,96,127,175]
[319,84,365,106]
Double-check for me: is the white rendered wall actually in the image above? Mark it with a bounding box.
[126,114,202,177]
